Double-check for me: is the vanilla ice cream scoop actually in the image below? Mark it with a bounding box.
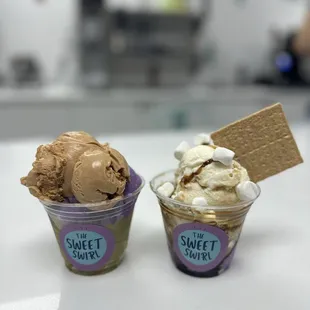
[71,148,129,203]
[180,145,214,171]
[172,138,254,206]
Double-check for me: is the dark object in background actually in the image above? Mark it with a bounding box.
[255,31,308,87]
[78,1,211,88]
[275,32,306,85]
[11,56,41,87]
[109,10,205,87]
[78,0,109,88]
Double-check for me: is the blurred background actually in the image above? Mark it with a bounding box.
[1,0,310,140]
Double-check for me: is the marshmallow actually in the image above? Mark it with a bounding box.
[236,181,259,201]
[212,147,235,166]
[194,133,212,146]
[192,197,208,206]
[174,141,191,160]
[157,182,175,197]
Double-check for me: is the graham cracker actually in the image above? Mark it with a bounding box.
[211,103,303,182]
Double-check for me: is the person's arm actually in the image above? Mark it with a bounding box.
[293,12,310,55]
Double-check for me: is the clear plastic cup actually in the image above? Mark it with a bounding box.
[150,170,260,277]
[40,175,144,276]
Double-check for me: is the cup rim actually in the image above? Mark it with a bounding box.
[39,173,145,210]
[150,169,261,211]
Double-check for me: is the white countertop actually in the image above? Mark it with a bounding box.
[1,126,310,310]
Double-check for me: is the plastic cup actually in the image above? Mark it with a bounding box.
[40,174,144,276]
[150,170,260,277]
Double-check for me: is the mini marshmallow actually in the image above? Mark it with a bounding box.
[194,133,212,146]
[157,182,175,197]
[192,197,208,206]
[236,181,259,201]
[212,147,235,166]
[174,141,191,160]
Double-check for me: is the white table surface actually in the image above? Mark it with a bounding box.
[1,125,310,310]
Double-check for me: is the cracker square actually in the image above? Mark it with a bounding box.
[211,103,303,182]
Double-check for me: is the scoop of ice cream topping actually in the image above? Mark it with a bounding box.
[55,131,104,198]
[21,131,130,203]
[164,134,258,206]
[72,148,129,203]
[21,142,67,202]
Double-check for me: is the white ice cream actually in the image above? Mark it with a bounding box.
[173,144,251,205]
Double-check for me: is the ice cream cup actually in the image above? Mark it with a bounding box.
[150,170,260,277]
[40,174,144,276]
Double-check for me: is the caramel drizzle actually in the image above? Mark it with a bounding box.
[182,159,214,185]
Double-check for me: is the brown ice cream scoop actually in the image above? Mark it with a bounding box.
[59,141,104,197]
[56,131,101,145]
[21,131,130,203]
[20,142,67,202]
[56,130,111,197]
[71,148,130,203]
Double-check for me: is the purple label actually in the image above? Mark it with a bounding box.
[60,224,115,271]
[173,223,228,272]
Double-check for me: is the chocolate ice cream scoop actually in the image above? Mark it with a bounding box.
[56,131,105,197]
[71,148,129,203]
[21,142,67,201]
[56,131,101,145]
[21,131,130,204]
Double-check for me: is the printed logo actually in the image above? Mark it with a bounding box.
[60,224,114,271]
[173,223,228,272]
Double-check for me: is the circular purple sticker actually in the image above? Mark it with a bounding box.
[173,223,228,272]
[60,224,115,271]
